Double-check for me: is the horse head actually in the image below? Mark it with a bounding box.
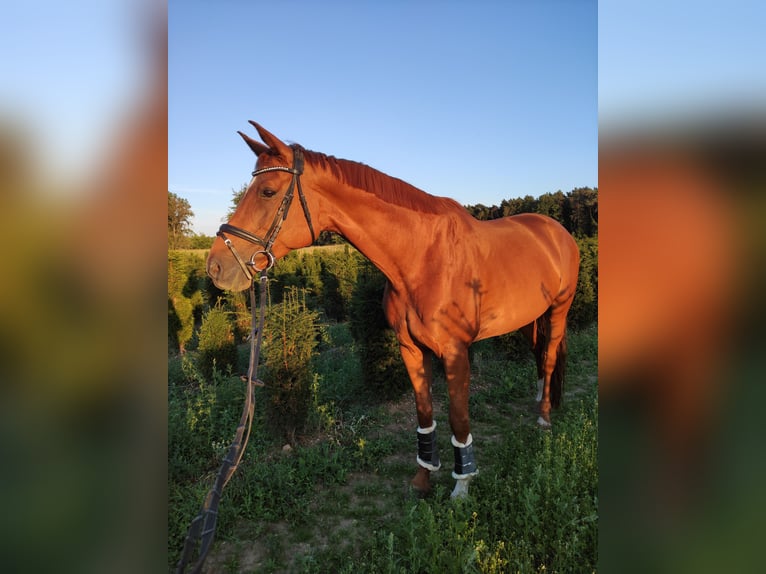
[207,122,317,291]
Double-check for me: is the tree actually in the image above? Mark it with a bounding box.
[187,234,215,250]
[464,188,597,237]
[569,235,598,328]
[227,183,248,219]
[537,190,566,223]
[262,287,320,443]
[568,187,598,237]
[168,191,194,249]
[320,246,364,321]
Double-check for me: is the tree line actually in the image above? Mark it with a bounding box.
[464,187,598,238]
[169,186,597,251]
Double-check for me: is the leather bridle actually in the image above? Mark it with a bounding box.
[216,146,316,280]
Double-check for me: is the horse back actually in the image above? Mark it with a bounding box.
[482,212,579,275]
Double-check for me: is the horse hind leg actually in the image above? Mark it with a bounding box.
[536,300,572,428]
[520,321,545,403]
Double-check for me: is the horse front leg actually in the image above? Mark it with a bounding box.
[444,345,478,499]
[399,342,439,496]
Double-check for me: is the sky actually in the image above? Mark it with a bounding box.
[1,1,762,236]
[168,0,598,236]
[599,0,766,130]
[1,0,143,183]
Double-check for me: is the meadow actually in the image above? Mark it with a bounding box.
[169,314,597,573]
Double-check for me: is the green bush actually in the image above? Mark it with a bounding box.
[269,251,308,304]
[222,290,251,343]
[196,303,238,380]
[262,287,320,442]
[569,236,598,329]
[349,262,409,401]
[491,329,534,363]
[168,355,258,561]
[269,250,325,306]
[320,246,364,321]
[168,250,207,353]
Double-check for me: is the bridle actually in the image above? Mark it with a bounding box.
[216,145,316,280]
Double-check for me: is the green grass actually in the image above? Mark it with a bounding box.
[169,323,597,573]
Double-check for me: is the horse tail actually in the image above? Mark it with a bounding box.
[534,309,567,408]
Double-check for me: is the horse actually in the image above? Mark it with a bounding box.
[206,122,580,498]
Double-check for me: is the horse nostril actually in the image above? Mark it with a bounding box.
[208,259,221,279]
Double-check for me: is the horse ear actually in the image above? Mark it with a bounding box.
[237,130,269,157]
[248,121,292,159]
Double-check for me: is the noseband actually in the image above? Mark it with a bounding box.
[217,146,316,280]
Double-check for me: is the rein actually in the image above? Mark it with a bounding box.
[175,271,268,574]
[177,147,315,573]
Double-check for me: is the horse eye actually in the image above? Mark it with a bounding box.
[261,188,277,198]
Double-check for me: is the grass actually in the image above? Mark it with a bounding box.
[169,322,597,573]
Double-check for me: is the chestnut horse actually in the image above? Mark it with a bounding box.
[207,122,580,498]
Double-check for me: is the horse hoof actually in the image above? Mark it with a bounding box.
[450,475,474,499]
[409,484,430,499]
[410,467,432,497]
[450,487,468,500]
[536,416,552,429]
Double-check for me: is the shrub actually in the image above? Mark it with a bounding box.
[168,250,207,353]
[223,290,251,343]
[320,246,364,321]
[491,329,534,363]
[196,303,238,380]
[569,235,598,329]
[269,251,307,304]
[262,287,320,443]
[349,262,409,401]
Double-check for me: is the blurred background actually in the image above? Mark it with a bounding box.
[1,1,166,572]
[1,0,764,572]
[599,0,765,572]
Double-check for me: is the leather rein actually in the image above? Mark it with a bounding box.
[175,274,265,574]
[176,147,315,574]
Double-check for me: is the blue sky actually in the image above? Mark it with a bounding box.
[1,0,141,182]
[3,2,761,238]
[169,0,598,236]
[599,0,766,129]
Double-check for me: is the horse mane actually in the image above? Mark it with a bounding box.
[298,146,465,216]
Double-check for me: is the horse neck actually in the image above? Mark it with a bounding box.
[309,156,459,283]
